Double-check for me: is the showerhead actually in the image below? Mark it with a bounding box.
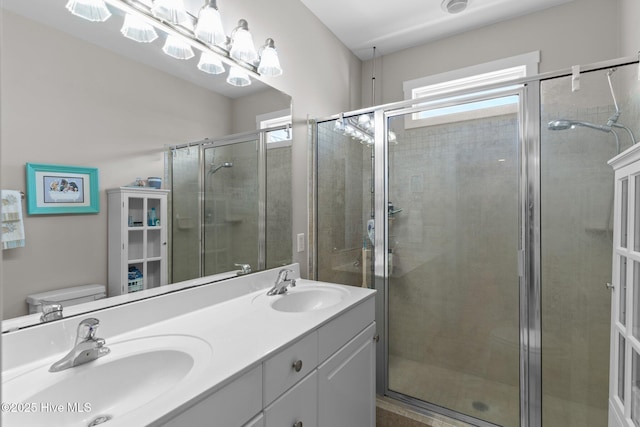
[208,162,233,174]
[547,119,611,133]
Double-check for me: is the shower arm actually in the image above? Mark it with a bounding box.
[611,123,637,146]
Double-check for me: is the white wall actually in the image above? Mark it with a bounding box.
[362,0,622,105]
[620,0,640,57]
[224,0,363,278]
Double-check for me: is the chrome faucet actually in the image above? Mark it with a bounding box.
[234,263,252,275]
[49,318,110,373]
[40,301,63,323]
[267,268,296,296]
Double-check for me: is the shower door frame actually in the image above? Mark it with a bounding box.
[171,125,290,279]
[376,84,537,427]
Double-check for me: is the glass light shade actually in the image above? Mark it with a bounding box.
[151,0,189,25]
[226,67,251,87]
[162,35,195,60]
[121,14,158,43]
[257,46,282,77]
[197,52,225,75]
[65,0,111,22]
[195,4,226,46]
[229,21,258,63]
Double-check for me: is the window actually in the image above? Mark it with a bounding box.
[257,109,292,148]
[403,51,539,127]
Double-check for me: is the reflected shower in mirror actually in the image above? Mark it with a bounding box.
[1,0,292,326]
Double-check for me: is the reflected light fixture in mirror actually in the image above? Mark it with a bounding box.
[65,0,112,22]
[195,0,225,46]
[227,66,251,87]
[163,34,195,60]
[64,0,283,88]
[121,13,158,43]
[151,0,189,24]
[229,19,258,64]
[198,52,225,74]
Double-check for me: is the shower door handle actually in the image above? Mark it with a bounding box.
[605,282,614,291]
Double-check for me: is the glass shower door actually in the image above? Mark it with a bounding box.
[386,92,522,426]
[203,139,260,275]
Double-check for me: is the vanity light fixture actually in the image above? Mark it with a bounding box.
[121,13,158,43]
[229,19,258,64]
[66,0,283,87]
[151,0,189,25]
[257,38,283,77]
[198,52,225,74]
[226,66,251,87]
[162,34,195,60]
[195,0,226,46]
[65,0,112,22]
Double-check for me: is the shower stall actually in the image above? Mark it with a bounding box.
[170,128,292,282]
[311,58,640,426]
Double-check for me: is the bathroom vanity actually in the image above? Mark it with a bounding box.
[1,265,376,427]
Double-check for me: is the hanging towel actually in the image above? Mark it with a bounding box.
[1,190,25,250]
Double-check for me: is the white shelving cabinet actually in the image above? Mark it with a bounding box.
[107,187,170,296]
[609,144,640,427]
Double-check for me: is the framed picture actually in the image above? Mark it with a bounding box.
[26,163,99,215]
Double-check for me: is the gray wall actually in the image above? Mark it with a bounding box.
[361,0,632,106]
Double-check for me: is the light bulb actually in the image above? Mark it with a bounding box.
[65,0,111,22]
[162,35,195,60]
[151,0,189,25]
[226,67,251,87]
[257,39,283,77]
[197,52,225,75]
[121,13,158,43]
[229,20,258,63]
[195,1,226,46]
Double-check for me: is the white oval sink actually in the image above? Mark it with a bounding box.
[268,286,349,313]
[2,334,212,427]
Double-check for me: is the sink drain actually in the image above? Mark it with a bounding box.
[88,415,112,426]
[472,401,490,412]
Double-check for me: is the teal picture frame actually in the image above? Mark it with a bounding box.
[26,163,99,215]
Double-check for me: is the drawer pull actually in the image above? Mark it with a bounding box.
[292,360,303,372]
[293,422,303,427]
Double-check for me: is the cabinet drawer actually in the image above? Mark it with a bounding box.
[161,365,262,426]
[318,296,375,362]
[265,371,318,427]
[263,331,318,405]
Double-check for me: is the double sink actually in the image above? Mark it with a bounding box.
[1,277,352,426]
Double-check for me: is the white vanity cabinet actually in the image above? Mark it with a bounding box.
[159,294,376,427]
[107,187,169,296]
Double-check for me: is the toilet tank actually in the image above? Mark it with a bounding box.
[26,284,107,314]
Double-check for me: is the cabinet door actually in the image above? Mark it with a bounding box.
[318,322,376,427]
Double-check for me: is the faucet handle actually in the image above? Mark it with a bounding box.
[277,268,294,281]
[77,318,100,340]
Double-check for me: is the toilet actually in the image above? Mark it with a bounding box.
[26,284,106,314]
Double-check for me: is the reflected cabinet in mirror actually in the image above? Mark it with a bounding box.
[1,0,292,324]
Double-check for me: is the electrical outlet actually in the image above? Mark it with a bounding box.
[297,233,305,253]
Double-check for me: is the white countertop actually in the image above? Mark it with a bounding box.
[1,265,376,427]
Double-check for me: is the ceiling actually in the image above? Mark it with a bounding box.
[300,0,574,60]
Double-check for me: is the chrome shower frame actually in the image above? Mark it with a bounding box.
[310,54,640,427]
[168,125,288,278]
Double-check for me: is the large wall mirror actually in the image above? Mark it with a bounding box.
[1,0,292,325]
